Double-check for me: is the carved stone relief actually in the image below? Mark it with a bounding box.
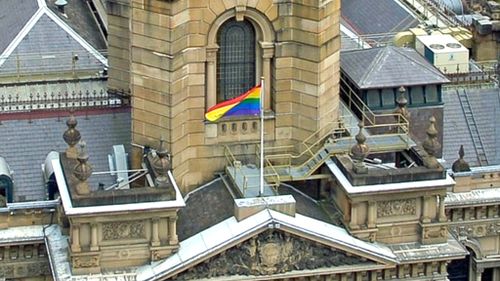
[175,230,371,280]
[449,221,500,238]
[377,199,416,217]
[72,255,99,268]
[0,260,50,278]
[102,221,145,240]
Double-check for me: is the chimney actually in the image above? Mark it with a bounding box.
[55,0,68,14]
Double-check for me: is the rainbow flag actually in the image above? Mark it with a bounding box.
[205,85,261,122]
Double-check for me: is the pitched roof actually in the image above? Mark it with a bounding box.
[177,177,235,241]
[137,209,397,280]
[0,0,38,55]
[0,0,106,75]
[442,88,500,168]
[0,109,131,202]
[341,46,450,89]
[341,0,419,36]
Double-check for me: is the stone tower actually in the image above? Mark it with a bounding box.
[108,0,341,192]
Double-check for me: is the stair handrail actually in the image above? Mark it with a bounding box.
[340,75,410,128]
[225,144,280,195]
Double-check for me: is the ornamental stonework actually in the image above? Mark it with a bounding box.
[102,221,145,240]
[377,199,416,217]
[449,221,500,238]
[175,230,369,280]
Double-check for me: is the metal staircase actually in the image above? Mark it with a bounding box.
[225,79,414,198]
[456,88,488,166]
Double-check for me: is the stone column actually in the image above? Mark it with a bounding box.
[90,223,99,251]
[151,219,160,247]
[33,243,38,257]
[206,45,219,109]
[421,196,432,223]
[4,246,9,260]
[439,195,447,222]
[367,201,376,228]
[349,203,360,230]
[476,270,483,281]
[71,224,81,252]
[260,42,274,110]
[168,216,178,245]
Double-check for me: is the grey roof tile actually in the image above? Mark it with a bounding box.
[177,178,234,241]
[341,0,419,37]
[45,0,106,51]
[341,46,450,89]
[0,110,131,202]
[0,0,38,55]
[442,88,500,168]
[0,14,105,74]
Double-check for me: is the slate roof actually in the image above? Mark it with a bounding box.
[177,178,235,242]
[278,184,342,225]
[341,46,450,89]
[177,179,345,242]
[341,0,419,36]
[45,0,106,51]
[0,0,106,76]
[0,109,131,202]
[138,209,397,281]
[0,0,38,55]
[442,88,500,168]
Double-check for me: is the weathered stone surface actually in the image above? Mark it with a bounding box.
[175,230,369,279]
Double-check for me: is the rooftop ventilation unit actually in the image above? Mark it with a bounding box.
[43,151,59,200]
[55,0,68,14]
[108,145,130,189]
[416,34,469,74]
[0,157,13,203]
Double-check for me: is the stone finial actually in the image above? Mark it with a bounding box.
[394,86,410,122]
[151,138,173,190]
[63,111,81,159]
[422,116,441,169]
[452,145,471,172]
[350,122,369,174]
[73,141,92,195]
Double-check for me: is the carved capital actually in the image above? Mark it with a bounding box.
[206,44,219,62]
[260,41,275,59]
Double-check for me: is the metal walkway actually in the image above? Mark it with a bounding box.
[225,132,415,197]
[225,80,414,198]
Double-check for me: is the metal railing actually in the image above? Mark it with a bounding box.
[0,89,129,113]
[444,69,498,86]
[224,80,412,183]
[0,50,108,79]
[339,75,410,131]
[224,145,280,196]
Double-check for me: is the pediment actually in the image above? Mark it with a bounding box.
[173,229,391,280]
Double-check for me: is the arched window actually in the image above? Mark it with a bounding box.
[216,19,256,101]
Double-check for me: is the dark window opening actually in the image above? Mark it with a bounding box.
[216,19,256,102]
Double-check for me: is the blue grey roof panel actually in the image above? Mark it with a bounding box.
[442,88,500,168]
[341,46,449,89]
[0,110,131,202]
[341,0,419,36]
[0,14,105,74]
[0,0,38,55]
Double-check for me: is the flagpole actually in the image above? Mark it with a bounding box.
[259,77,265,197]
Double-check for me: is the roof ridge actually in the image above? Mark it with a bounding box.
[359,47,386,86]
[393,47,448,79]
[0,6,44,67]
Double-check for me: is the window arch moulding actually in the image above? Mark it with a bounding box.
[205,8,275,113]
